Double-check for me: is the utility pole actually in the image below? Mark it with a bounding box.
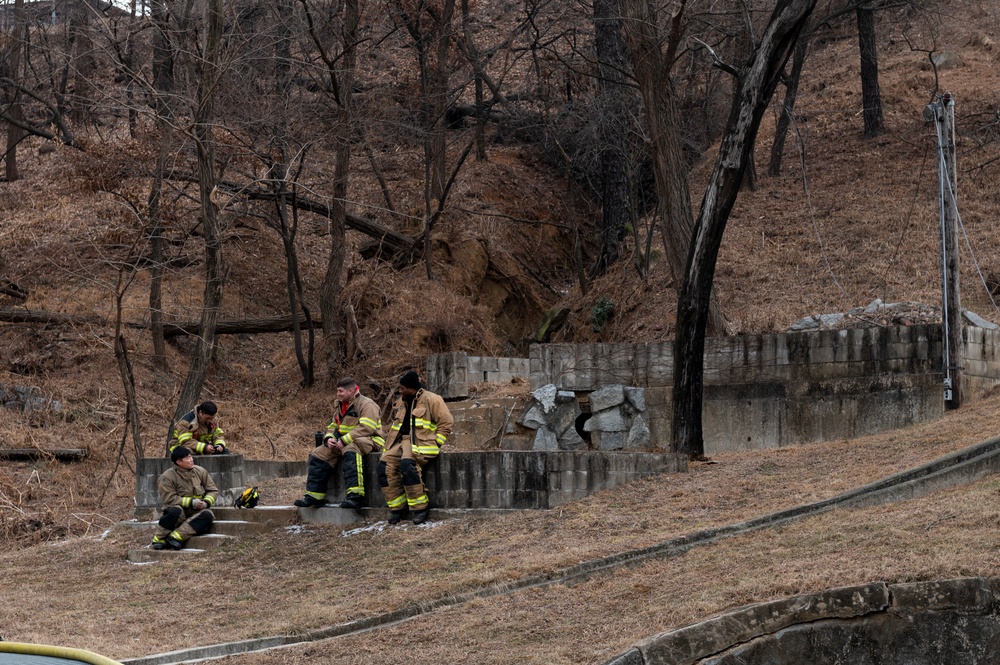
[931,93,962,408]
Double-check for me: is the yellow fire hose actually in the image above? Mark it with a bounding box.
[0,642,122,665]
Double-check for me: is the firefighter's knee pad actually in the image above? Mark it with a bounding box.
[188,510,214,536]
[377,460,388,488]
[400,458,420,486]
[158,506,183,530]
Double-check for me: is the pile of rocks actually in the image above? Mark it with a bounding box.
[518,383,652,451]
[583,384,651,451]
[518,384,585,451]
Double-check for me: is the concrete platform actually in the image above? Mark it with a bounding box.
[127,548,208,563]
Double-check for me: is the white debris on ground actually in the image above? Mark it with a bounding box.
[284,524,314,534]
[342,519,448,537]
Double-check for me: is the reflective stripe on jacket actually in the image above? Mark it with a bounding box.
[325,393,385,449]
[158,465,219,512]
[384,388,453,456]
[170,410,226,454]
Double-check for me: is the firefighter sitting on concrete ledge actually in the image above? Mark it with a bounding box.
[151,446,219,550]
[379,370,453,525]
[169,401,229,455]
[294,377,385,509]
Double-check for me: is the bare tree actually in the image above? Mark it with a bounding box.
[2,0,26,182]
[619,0,728,334]
[589,0,635,278]
[170,0,226,432]
[672,0,816,458]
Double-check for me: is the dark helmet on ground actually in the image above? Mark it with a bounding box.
[234,486,260,509]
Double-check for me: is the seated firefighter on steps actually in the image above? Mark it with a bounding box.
[169,401,230,455]
[294,377,384,509]
[151,446,219,550]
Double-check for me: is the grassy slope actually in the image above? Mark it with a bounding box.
[3,393,1000,662]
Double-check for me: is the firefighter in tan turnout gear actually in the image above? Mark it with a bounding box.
[151,446,219,550]
[169,401,229,455]
[294,378,384,509]
[379,370,453,525]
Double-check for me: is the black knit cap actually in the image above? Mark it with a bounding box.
[171,446,193,464]
[399,370,421,390]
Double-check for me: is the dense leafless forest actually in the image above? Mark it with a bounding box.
[2,0,1000,534]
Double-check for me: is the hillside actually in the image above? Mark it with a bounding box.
[0,0,998,567]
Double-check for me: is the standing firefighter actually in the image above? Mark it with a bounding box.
[379,370,453,525]
[151,446,218,550]
[169,401,229,455]
[294,378,384,509]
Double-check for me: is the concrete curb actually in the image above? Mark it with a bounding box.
[120,437,1000,665]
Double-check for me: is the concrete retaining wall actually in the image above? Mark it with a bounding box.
[136,455,247,517]
[135,451,685,517]
[425,351,530,399]
[605,577,1000,665]
[526,324,1000,453]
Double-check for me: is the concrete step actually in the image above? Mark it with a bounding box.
[122,519,274,537]
[209,520,274,536]
[127,548,207,564]
[186,533,236,549]
[211,506,299,526]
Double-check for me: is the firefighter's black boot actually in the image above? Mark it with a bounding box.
[340,494,364,510]
[294,495,325,508]
[412,509,429,525]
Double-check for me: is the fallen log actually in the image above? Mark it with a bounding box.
[0,307,105,327]
[162,313,322,337]
[0,308,322,338]
[0,448,88,461]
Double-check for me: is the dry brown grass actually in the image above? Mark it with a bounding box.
[2,1,1000,662]
[2,393,1000,662]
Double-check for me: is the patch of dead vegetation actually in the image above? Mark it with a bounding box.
[2,394,1000,661]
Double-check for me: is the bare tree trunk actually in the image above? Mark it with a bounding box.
[672,0,816,458]
[590,0,633,279]
[69,0,95,126]
[461,0,487,161]
[4,0,26,182]
[620,0,728,335]
[429,0,455,201]
[147,0,174,371]
[172,0,225,429]
[319,0,358,373]
[768,21,809,176]
[857,3,884,137]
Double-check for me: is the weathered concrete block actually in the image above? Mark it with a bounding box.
[593,430,625,451]
[532,427,558,451]
[625,416,651,450]
[520,403,546,429]
[586,409,627,432]
[590,384,626,411]
[557,427,586,451]
[636,583,889,665]
[532,384,559,413]
[556,390,576,403]
[624,387,646,412]
[890,577,992,612]
[550,400,582,437]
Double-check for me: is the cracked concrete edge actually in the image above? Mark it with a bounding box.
[605,577,998,665]
[122,438,1000,665]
